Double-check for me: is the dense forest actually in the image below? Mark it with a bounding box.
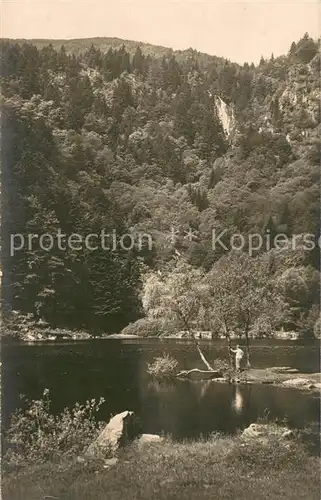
[1,33,320,338]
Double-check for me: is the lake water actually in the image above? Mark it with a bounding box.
[2,339,320,439]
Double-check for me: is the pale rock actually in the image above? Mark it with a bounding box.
[85,410,140,458]
[242,423,264,439]
[282,378,315,388]
[103,457,118,469]
[282,430,294,439]
[215,96,235,137]
[137,434,164,444]
[270,367,299,374]
[242,423,293,442]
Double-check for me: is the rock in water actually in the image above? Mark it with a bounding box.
[269,367,299,374]
[282,378,315,388]
[85,410,140,458]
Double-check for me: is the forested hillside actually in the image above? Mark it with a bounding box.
[1,33,320,336]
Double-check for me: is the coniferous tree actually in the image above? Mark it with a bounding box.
[132,46,145,74]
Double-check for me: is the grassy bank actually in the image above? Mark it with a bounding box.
[3,433,320,500]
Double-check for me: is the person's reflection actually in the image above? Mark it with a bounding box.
[232,385,244,414]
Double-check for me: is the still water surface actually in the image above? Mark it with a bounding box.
[2,339,320,439]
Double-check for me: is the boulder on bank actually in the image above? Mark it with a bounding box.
[85,410,141,458]
[137,434,164,445]
[242,423,295,443]
[103,457,119,469]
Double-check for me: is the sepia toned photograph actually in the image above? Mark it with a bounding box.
[1,1,320,499]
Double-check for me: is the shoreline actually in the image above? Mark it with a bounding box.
[2,327,319,342]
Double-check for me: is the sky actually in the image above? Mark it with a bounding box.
[1,0,320,64]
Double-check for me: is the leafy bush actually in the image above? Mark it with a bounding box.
[212,358,239,381]
[1,311,39,339]
[4,389,105,469]
[147,354,179,378]
[120,318,170,337]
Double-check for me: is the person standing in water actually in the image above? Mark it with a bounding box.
[230,345,244,371]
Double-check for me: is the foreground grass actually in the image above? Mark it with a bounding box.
[3,435,320,500]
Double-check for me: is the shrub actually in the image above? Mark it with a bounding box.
[212,358,239,381]
[3,389,106,469]
[1,311,38,339]
[147,354,179,378]
[120,318,170,337]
